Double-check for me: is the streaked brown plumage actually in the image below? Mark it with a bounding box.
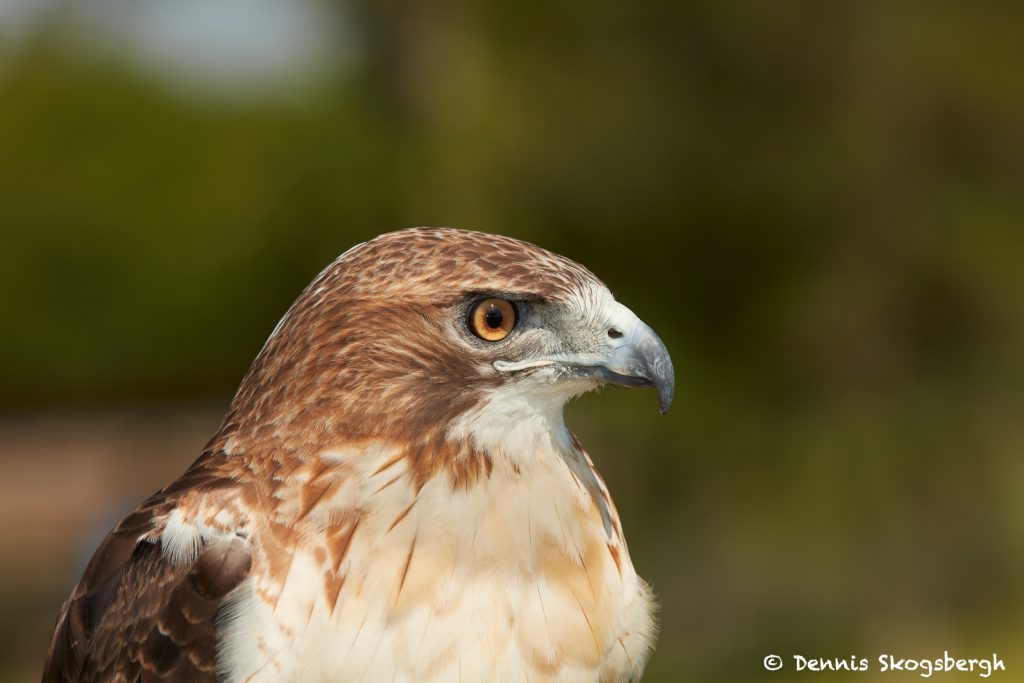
[44,227,674,682]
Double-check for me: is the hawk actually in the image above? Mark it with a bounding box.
[44,228,674,682]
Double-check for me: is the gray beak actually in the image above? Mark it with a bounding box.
[597,315,675,414]
[491,300,675,414]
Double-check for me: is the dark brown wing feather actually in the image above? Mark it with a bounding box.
[43,454,252,683]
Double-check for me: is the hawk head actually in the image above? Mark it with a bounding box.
[219,228,673,468]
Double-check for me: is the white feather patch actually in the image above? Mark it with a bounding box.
[160,508,205,565]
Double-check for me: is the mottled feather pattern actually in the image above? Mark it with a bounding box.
[44,452,251,682]
[44,228,659,682]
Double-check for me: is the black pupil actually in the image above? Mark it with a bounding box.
[484,306,504,329]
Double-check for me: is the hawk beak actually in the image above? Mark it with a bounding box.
[491,302,675,413]
[594,313,675,414]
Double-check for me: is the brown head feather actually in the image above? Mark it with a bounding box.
[213,228,603,478]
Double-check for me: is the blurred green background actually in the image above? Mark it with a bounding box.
[1,2,1022,681]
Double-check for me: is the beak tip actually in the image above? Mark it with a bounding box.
[652,356,675,416]
[656,379,674,415]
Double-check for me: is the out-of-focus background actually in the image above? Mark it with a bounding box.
[2,2,1023,681]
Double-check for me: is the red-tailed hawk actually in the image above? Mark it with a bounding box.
[43,228,674,682]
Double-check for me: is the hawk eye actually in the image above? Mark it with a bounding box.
[468,298,517,341]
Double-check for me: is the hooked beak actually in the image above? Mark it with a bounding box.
[491,302,675,413]
[590,313,675,414]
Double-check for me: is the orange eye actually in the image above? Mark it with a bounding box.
[468,298,517,341]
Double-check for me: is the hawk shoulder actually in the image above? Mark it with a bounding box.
[43,452,252,683]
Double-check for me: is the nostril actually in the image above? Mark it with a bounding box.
[607,327,623,339]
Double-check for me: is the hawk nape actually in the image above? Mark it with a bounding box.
[44,228,674,683]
